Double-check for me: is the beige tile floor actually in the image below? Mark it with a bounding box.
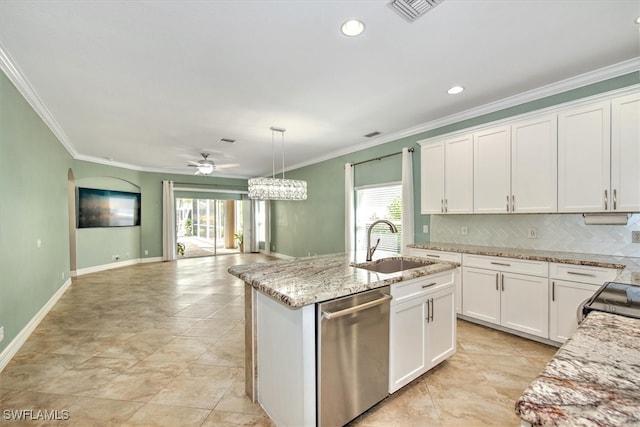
[0,254,558,426]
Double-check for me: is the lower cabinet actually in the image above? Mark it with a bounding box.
[407,248,463,314]
[462,254,549,339]
[548,279,599,343]
[389,274,456,393]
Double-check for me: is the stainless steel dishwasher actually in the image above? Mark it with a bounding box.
[317,286,391,427]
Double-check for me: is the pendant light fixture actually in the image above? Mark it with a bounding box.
[248,127,307,200]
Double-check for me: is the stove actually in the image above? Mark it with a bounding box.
[582,281,640,320]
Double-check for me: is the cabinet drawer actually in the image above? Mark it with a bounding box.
[462,254,548,277]
[391,270,455,304]
[408,248,462,263]
[549,262,619,285]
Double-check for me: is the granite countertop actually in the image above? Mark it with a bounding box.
[228,252,458,308]
[515,311,640,426]
[409,243,640,285]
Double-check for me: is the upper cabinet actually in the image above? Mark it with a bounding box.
[419,88,639,216]
[558,93,640,213]
[511,115,558,213]
[473,126,511,213]
[473,117,557,214]
[611,93,640,212]
[420,134,473,214]
[558,101,611,212]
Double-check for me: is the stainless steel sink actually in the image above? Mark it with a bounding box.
[353,257,434,274]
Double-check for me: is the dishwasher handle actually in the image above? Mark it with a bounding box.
[322,294,392,320]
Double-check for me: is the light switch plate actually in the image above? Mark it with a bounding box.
[461,226,468,235]
[0,326,4,343]
[632,231,640,244]
[528,228,537,239]
[423,225,429,233]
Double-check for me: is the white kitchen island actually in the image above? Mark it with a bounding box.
[228,252,459,427]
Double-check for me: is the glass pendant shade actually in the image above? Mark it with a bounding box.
[248,127,308,201]
[248,177,307,200]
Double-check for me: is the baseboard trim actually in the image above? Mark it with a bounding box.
[0,278,73,372]
[71,257,162,277]
[457,314,561,348]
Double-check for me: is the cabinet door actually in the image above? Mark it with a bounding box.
[611,93,640,212]
[474,126,511,213]
[500,272,549,338]
[420,141,445,214]
[444,133,474,213]
[549,279,599,343]
[511,115,558,213]
[389,297,428,393]
[426,285,456,368]
[558,102,611,212]
[462,267,500,324]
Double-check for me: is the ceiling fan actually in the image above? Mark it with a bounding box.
[187,153,238,175]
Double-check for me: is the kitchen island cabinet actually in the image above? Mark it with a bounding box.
[229,252,459,427]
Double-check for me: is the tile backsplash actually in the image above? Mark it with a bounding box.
[430,213,640,257]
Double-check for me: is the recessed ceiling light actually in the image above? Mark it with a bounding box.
[341,19,365,37]
[447,86,465,95]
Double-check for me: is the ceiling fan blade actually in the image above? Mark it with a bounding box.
[188,160,201,166]
[215,163,240,169]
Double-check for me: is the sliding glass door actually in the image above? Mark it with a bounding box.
[176,197,243,258]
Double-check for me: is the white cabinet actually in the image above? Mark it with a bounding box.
[420,134,473,214]
[462,254,549,338]
[611,93,640,212]
[389,272,456,393]
[407,248,462,314]
[548,263,619,343]
[558,102,611,212]
[473,126,511,213]
[473,117,557,214]
[511,115,558,213]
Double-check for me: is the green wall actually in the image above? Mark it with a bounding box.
[0,72,73,354]
[271,72,640,258]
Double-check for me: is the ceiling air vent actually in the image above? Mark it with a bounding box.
[364,131,381,138]
[218,138,236,144]
[388,0,444,23]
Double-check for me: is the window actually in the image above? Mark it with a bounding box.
[355,183,402,254]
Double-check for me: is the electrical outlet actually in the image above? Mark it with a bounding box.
[632,231,640,244]
[0,326,4,343]
[423,225,429,233]
[113,255,120,261]
[144,249,149,255]
[61,272,65,280]
[528,228,537,239]
[461,226,468,236]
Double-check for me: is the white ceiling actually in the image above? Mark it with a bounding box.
[1,0,639,178]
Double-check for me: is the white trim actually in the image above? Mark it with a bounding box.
[140,256,163,264]
[354,181,402,191]
[1,38,637,177]
[0,278,72,372]
[416,83,640,146]
[268,251,294,260]
[73,259,140,276]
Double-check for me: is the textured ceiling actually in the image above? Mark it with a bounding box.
[1,0,639,178]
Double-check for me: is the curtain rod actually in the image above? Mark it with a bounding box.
[351,147,414,167]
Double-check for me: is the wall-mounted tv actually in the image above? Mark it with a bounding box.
[77,187,141,228]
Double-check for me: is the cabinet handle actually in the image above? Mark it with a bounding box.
[604,189,608,210]
[613,189,617,211]
[567,271,597,278]
[495,273,499,291]
[422,282,437,288]
[430,298,434,322]
[426,299,431,323]
[426,254,440,258]
[552,281,555,302]
[506,195,510,212]
[501,273,504,291]
[490,261,511,267]
[441,199,444,213]
[445,199,448,213]
[512,195,515,211]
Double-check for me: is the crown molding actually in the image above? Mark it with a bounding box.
[2,40,638,177]
[286,57,640,172]
[0,42,78,157]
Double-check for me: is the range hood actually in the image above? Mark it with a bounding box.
[582,213,630,225]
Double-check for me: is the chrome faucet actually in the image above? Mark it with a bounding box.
[366,219,398,261]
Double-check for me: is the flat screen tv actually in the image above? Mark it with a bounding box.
[77,187,141,228]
